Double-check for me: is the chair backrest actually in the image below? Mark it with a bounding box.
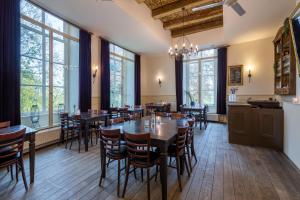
[125,133,151,166]
[58,103,65,114]
[187,119,195,143]
[0,128,26,160]
[72,114,81,129]
[0,121,10,129]
[134,105,142,108]
[171,113,185,120]
[60,112,69,127]
[176,127,188,156]
[100,129,122,158]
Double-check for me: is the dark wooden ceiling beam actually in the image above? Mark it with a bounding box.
[163,6,223,30]
[152,0,222,19]
[171,17,223,38]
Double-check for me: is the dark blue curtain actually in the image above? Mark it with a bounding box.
[134,54,141,105]
[100,38,110,110]
[79,29,91,112]
[175,57,183,112]
[0,0,21,125]
[217,47,227,114]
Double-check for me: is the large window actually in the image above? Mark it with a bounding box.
[110,44,135,107]
[20,0,79,129]
[183,49,218,113]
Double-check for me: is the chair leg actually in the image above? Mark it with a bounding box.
[141,168,144,182]
[10,165,13,180]
[184,155,191,177]
[90,130,93,146]
[69,131,74,150]
[169,157,172,166]
[99,154,106,186]
[134,167,137,179]
[191,139,197,163]
[78,131,81,153]
[186,145,192,172]
[65,130,68,149]
[19,160,28,191]
[155,165,159,182]
[147,168,150,200]
[117,160,120,196]
[16,164,18,182]
[122,160,130,198]
[175,157,182,191]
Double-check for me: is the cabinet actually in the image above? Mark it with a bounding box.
[228,104,283,151]
[273,23,296,95]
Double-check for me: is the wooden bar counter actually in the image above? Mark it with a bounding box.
[228,103,284,151]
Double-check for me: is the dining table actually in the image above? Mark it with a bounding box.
[0,125,37,184]
[101,116,188,200]
[79,112,110,152]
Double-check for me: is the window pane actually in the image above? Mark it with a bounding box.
[53,39,65,64]
[45,13,64,32]
[21,0,42,22]
[21,27,43,59]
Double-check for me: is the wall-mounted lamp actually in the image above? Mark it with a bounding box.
[247,67,252,83]
[158,78,162,87]
[92,66,98,84]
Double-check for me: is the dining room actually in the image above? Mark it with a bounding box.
[1,0,300,200]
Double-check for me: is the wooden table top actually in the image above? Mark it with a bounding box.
[102,116,188,143]
[0,125,37,136]
[74,113,110,121]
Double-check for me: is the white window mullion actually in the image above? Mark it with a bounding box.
[49,31,54,126]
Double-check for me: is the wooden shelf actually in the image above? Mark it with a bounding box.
[273,25,296,96]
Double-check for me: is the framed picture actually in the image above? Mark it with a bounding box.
[228,65,243,86]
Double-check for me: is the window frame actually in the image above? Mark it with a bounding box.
[20,0,79,129]
[183,49,218,113]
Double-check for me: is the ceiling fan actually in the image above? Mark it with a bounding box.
[192,0,246,16]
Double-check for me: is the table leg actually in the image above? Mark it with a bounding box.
[159,143,168,200]
[29,134,36,183]
[100,141,106,178]
[84,121,89,152]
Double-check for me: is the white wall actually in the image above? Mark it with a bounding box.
[227,37,274,96]
[282,0,300,169]
[141,54,175,96]
[91,35,101,110]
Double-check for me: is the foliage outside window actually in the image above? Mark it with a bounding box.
[110,44,135,107]
[183,49,218,113]
[20,0,79,129]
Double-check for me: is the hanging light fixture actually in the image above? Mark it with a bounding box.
[168,7,199,60]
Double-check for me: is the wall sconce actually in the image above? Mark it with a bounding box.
[92,66,98,84]
[247,67,252,83]
[158,78,162,87]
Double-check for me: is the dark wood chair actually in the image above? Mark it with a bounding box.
[68,114,82,153]
[60,112,74,147]
[122,133,160,200]
[0,121,12,178]
[167,127,190,191]
[99,129,126,197]
[186,119,197,171]
[0,128,28,191]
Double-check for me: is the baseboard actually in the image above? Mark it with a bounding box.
[282,153,300,174]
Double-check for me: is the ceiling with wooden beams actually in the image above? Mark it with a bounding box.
[136,0,224,38]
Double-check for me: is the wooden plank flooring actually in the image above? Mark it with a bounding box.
[1,123,300,200]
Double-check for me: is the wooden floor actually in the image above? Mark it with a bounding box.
[1,123,300,200]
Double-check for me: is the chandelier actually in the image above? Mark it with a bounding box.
[168,8,200,60]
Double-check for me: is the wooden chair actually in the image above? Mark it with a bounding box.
[60,112,73,147]
[167,127,190,191]
[122,133,160,200]
[99,129,126,197]
[171,113,186,120]
[109,107,119,119]
[195,105,208,129]
[0,121,12,178]
[186,119,197,171]
[68,115,82,153]
[0,128,28,191]
[0,121,10,129]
